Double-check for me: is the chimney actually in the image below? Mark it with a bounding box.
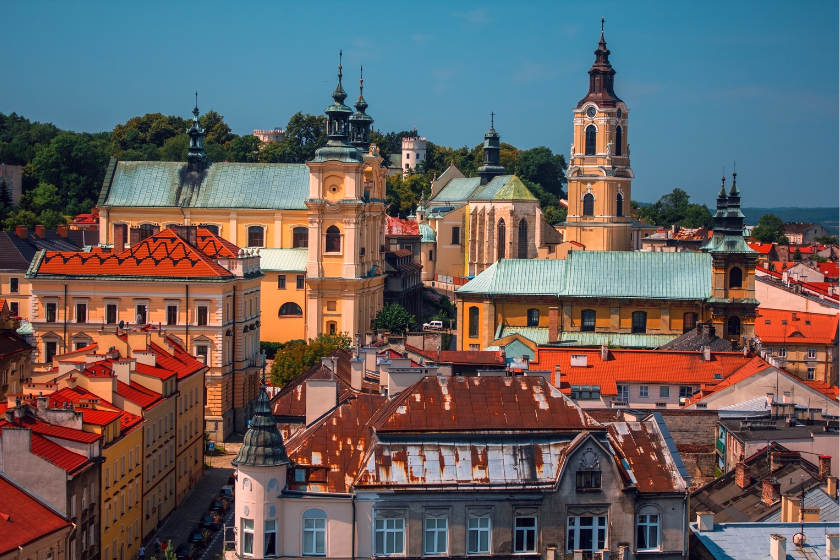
[548,307,558,343]
[133,350,156,367]
[570,354,588,367]
[819,455,832,479]
[696,512,715,531]
[703,346,711,362]
[15,225,28,239]
[129,227,142,246]
[761,478,781,505]
[56,224,69,237]
[827,534,839,559]
[66,376,77,389]
[780,493,798,522]
[770,451,800,472]
[769,534,786,560]
[114,224,127,252]
[34,225,46,238]
[735,458,751,489]
[111,359,134,384]
[5,408,14,422]
[600,344,609,362]
[36,395,49,413]
[826,476,838,500]
[101,247,112,253]
[305,379,337,426]
[350,356,364,391]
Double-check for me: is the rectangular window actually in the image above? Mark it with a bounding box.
[242,519,254,556]
[576,471,602,489]
[807,368,816,380]
[297,275,306,290]
[639,385,649,398]
[567,516,607,553]
[374,518,405,556]
[104,466,110,488]
[197,305,208,326]
[632,311,647,333]
[10,278,19,293]
[679,386,693,399]
[659,386,670,399]
[9,301,18,316]
[468,517,491,554]
[429,250,434,261]
[106,304,117,324]
[75,302,87,323]
[277,275,287,289]
[527,309,540,327]
[303,517,326,556]
[778,347,787,358]
[166,305,177,325]
[424,518,448,555]
[570,385,601,400]
[469,306,479,338]
[451,227,460,245]
[514,516,537,553]
[617,384,629,400]
[807,348,817,359]
[264,520,277,557]
[104,546,109,560]
[637,514,659,551]
[135,304,147,324]
[195,345,209,365]
[46,302,57,322]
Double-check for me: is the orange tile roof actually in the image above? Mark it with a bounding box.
[815,261,839,279]
[754,308,839,345]
[150,338,206,379]
[0,475,72,554]
[115,380,163,410]
[0,415,102,443]
[533,347,766,396]
[33,228,236,279]
[196,228,241,258]
[49,386,143,433]
[747,242,774,254]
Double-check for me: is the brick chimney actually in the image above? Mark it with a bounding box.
[113,223,127,252]
[761,478,781,505]
[819,455,832,479]
[15,225,27,239]
[548,307,558,344]
[735,458,751,489]
[34,225,46,238]
[770,451,800,472]
[56,224,69,237]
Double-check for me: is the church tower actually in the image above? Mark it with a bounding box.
[477,115,506,185]
[305,53,387,340]
[186,96,206,172]
[564,23,633,251]
[700,172,759,344]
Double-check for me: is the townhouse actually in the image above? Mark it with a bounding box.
[0,474,74,560]
[754,308,838,384]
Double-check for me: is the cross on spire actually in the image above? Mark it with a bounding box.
[194,91,198,109]
[490,111,495,128]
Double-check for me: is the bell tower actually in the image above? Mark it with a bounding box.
[564,22,633,252]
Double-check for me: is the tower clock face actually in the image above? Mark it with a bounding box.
[617,108,623,118]
[586,106,596,118]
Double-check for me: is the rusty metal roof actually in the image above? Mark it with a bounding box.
[607,419,688,494]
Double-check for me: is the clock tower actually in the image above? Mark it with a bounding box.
[564,24,633,252]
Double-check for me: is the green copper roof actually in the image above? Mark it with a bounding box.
[429,177,482,203]
[490,176,537,201]
[458,251,712,300]
[419,222,436,243]
[498,326,550,345]
[259,248,308,272]
[100,161,310,210]
[495,327,677,349]
[700,233,755,253]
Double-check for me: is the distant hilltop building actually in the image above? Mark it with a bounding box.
[253,127,285,143]
[783,222,831,245]
[402,135,426,173]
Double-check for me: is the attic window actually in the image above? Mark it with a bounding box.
[765,320,771,324]
[805,320,811,325]
[714,373,722,380]
[781,320,788,325]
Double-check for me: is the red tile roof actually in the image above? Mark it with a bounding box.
[0,415,102,443]
[747,242,774,254]
[373,376,600,432]
[815,261,839,279]
[407,345,505,366]
[533,347,768,396]
[71,213,98,225]
[33,228,237,279]
[49,386,143,433]
[385,217,421,236]
[0,475,71,554]
[29,432,89,473]
[116,380,163,410]
[196,228,241,259]
[150,339,205,379]
[754,308,839,345]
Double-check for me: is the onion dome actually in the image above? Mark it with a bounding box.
[419,222,436,243]
[349,66,374,152]
[313,51,364,163]
[576,20,623,109]
[232,373,291,468]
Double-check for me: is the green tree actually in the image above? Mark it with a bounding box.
[385,173,428,217]
[636,188,713,228]
[32,132,109,208]
[517,146,567,197]
[269,333,352,388]
[159,134,189,162]
[228,135,261,163]
[793,248,802,261]
[751,214,789,243]
[816,235,838,245]
[372,303,417,335]
[283,112,328,162]
[2,208,38,230]
[164,540,176,560]
[200,110,236,146]
[0,179,11,207]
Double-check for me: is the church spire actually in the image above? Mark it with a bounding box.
[349,65,374,152]
[186,93,206,172]
[576,20,623,108]
[478,112,506,185]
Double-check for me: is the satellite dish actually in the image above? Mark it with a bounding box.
[118,320,125,330]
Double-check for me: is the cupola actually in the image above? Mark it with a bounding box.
[576,20,623,109]
[186,93,207,172]
[349,66,374,152]
[312,51,364,163]
[232,373,291,468]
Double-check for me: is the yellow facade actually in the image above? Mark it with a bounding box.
[1,272,31,321]
[261,270,307,342]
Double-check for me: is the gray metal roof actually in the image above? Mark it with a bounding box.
[259,248,308,272]
[690,522,836,560]
[763,487,839,523]
[101,161,310,210]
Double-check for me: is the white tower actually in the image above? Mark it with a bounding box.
[401,135,427,174]
[230,375,292,559]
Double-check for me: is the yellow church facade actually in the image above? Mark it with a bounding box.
[97,62,386,344]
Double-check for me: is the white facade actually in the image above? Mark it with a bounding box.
[401,137,426,173]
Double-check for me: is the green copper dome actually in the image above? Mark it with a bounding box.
[232,378,291,468]
[419,222,436,243]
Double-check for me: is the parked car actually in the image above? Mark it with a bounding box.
[218,485,235,499]
[188,527,212,548]
[209,497,230,512]
[199,511,223,530]
[175,543,200,560]
[423,320,444,330]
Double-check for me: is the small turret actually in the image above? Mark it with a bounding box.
[186,93,206,172]
[478,113,507,185]
[349,66,374,152]
[232,370,291,468]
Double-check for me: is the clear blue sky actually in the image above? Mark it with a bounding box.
[4,0,838,207]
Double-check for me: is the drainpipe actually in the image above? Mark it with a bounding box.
[185,284,189,347]
[682,489,688,559]
[63,284,68,352]
[351,493,356,560]
[232,284,237,433]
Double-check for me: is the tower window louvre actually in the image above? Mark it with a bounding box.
[615,125,623,156]
[585,125,597,155]
[583,193,595,216]
[728,267,743,288]
[616,193,623,217]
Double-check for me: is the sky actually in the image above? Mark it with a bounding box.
[4,0,839,207]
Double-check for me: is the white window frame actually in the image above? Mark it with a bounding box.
[513,516,537,553]
[194,344,209,366]
[807,368,816,380]
[659,386,670,399]
[467,516,491,554]
[566,515,607,553]
[636,512,660,551]
[778,347,787,358]
[617,384,629,400]
[265,520,277,557]
[75,300,88,323]
[196,303,209,326]
[374,517,405,556]
[303,510,327,556]
[424,517,448,555]
[807,348,817,359]
[639,385,649,398]
[242,518,255,556]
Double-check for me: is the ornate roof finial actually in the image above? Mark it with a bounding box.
[601,17,605,34]
[187,93,206,172]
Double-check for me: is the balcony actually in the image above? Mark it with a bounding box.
[715,439,725,455]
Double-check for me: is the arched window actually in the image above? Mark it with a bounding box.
[683,312,698,333]
[247,226,264,247]
[497,220,506,260]
[303,509,327,556]
[325,225,341,253]
[583,193,595,217]
[527,309,540,327]
[293,227,309,248]
[139,223,155,241]
[729,267,743,288]
[581,310,596,332]
[616,193,624,217]
[632,311,647,334]
[585,125,597,155]
[615,125,623,156]
[468,307,479,338]
[728,316,741,336]
[518,220,528,259]
[201,224,219,235]
[636,506,660,551]
[279,302,303,316]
